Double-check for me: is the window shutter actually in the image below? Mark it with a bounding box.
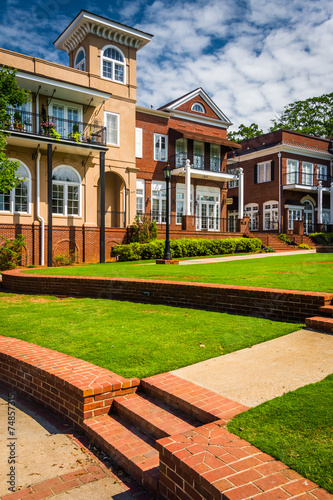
[135,128,143,158]
[254,164,258,184]
[271,160,274,181]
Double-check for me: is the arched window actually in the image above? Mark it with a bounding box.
[191,103,205,113]
[74,48,85,71]
[0,160,31,213]
[101,46,126,83]
[263,201,278,231]
[52,166,81,216]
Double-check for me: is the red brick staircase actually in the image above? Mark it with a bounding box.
[83,373,248,497]
[251,232,298,251]
[306,304,333,333]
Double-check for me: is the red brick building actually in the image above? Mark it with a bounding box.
[227,130,333,235]
[135,88,243,238]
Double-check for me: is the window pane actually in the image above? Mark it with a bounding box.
[106,113,119,145]
[115,64,124,82]
[14,182,28,212]
[103,60,112,79]
[52,184,64,214]
[0,192,10,211]
[67,185,79,215]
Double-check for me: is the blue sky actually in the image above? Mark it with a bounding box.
[1,0,332,131]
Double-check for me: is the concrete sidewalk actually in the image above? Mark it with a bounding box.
[178,249,316,265]
[172,328,333,406]
[0,386,149,500]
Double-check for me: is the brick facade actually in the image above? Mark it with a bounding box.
[227,130,333,234]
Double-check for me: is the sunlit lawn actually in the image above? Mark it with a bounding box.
[0,293,302,379]
[25,253,333,293]
[228,374,333,494]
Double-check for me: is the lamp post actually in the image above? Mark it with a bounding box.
[163,163,172,261]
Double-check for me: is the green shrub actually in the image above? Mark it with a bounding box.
[129,215,158,243]
[298,243,312,249]
[53,250,77,267]
[277,233,294,245]
[112,237,262,262]
[308,232,333,245]
[263,246,276,253]
[0,234,26,271]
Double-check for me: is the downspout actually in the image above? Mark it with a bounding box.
[36,150,45,266]
[277,150,282,233]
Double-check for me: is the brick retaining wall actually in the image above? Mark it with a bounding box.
[0,336,139,430]
[2,270,333,322]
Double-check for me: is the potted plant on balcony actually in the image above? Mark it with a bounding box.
[69,123,81,143]
[13,110,22,130]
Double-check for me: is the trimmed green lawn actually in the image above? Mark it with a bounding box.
[227,374,333,494]
[0,293,302,379]
[25,253,333,293]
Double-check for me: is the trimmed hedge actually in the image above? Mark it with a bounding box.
[111,237,262,261]
[309,232,333,245]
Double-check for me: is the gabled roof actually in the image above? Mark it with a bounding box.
[158,88,232,127]
[54,10,153,53]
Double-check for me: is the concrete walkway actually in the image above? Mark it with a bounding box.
[0,386,149,500]
[178,249,316,265]
[172,328,333,407]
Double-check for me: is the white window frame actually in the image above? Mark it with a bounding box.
[151,181,169,223]
[228,169,239,188]
[286,159,299,184]
[176,184,193,224]
[287,207,303,230]
[0,160,31,214]
[154,134,168,161]
[244,203,259,231]
[257,161,271,183]
[74,48,86,71]
[317,164,327,181]
[196,186,220,231]
[101,45,126,84]
[302,162,314,186]
[135,128,143,158]
[191,103,205,113]
[49,99,83,139]
[105,111,120,146]
[136,179,145,217]
[52,166,82,217]
[263,200,278,231]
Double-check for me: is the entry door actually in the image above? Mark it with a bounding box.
[196,199,219,231]
[303,201,314,234]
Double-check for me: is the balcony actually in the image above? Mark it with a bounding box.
[283,171,332,191]
[170,153,221,172]
[2,108,106,146]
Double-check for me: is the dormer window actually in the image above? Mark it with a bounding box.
[191,103,205,113]
[74,48,85,71]
[101,45,126,84]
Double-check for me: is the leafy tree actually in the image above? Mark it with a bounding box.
[0,67,30,192]
[227,123,264,142]
[270,92,333,137]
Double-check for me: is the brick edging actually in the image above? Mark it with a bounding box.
[2,269,333,322]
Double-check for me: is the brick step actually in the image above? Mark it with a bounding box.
[141,372,248,424]
[306,316,333,333]
[319,305,333,316]
[113,392,202,440]
[83,413,159,496]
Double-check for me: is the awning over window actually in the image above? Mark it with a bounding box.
[171,128,241,150]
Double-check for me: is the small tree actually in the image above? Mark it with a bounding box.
[0,67,31,193]
[0,234,26,271]
[129,215,158,243]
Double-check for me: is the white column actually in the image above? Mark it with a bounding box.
[330,182,333,224]
[238,167,244,219]
[317,181,323,224]
[185,159,191,216]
